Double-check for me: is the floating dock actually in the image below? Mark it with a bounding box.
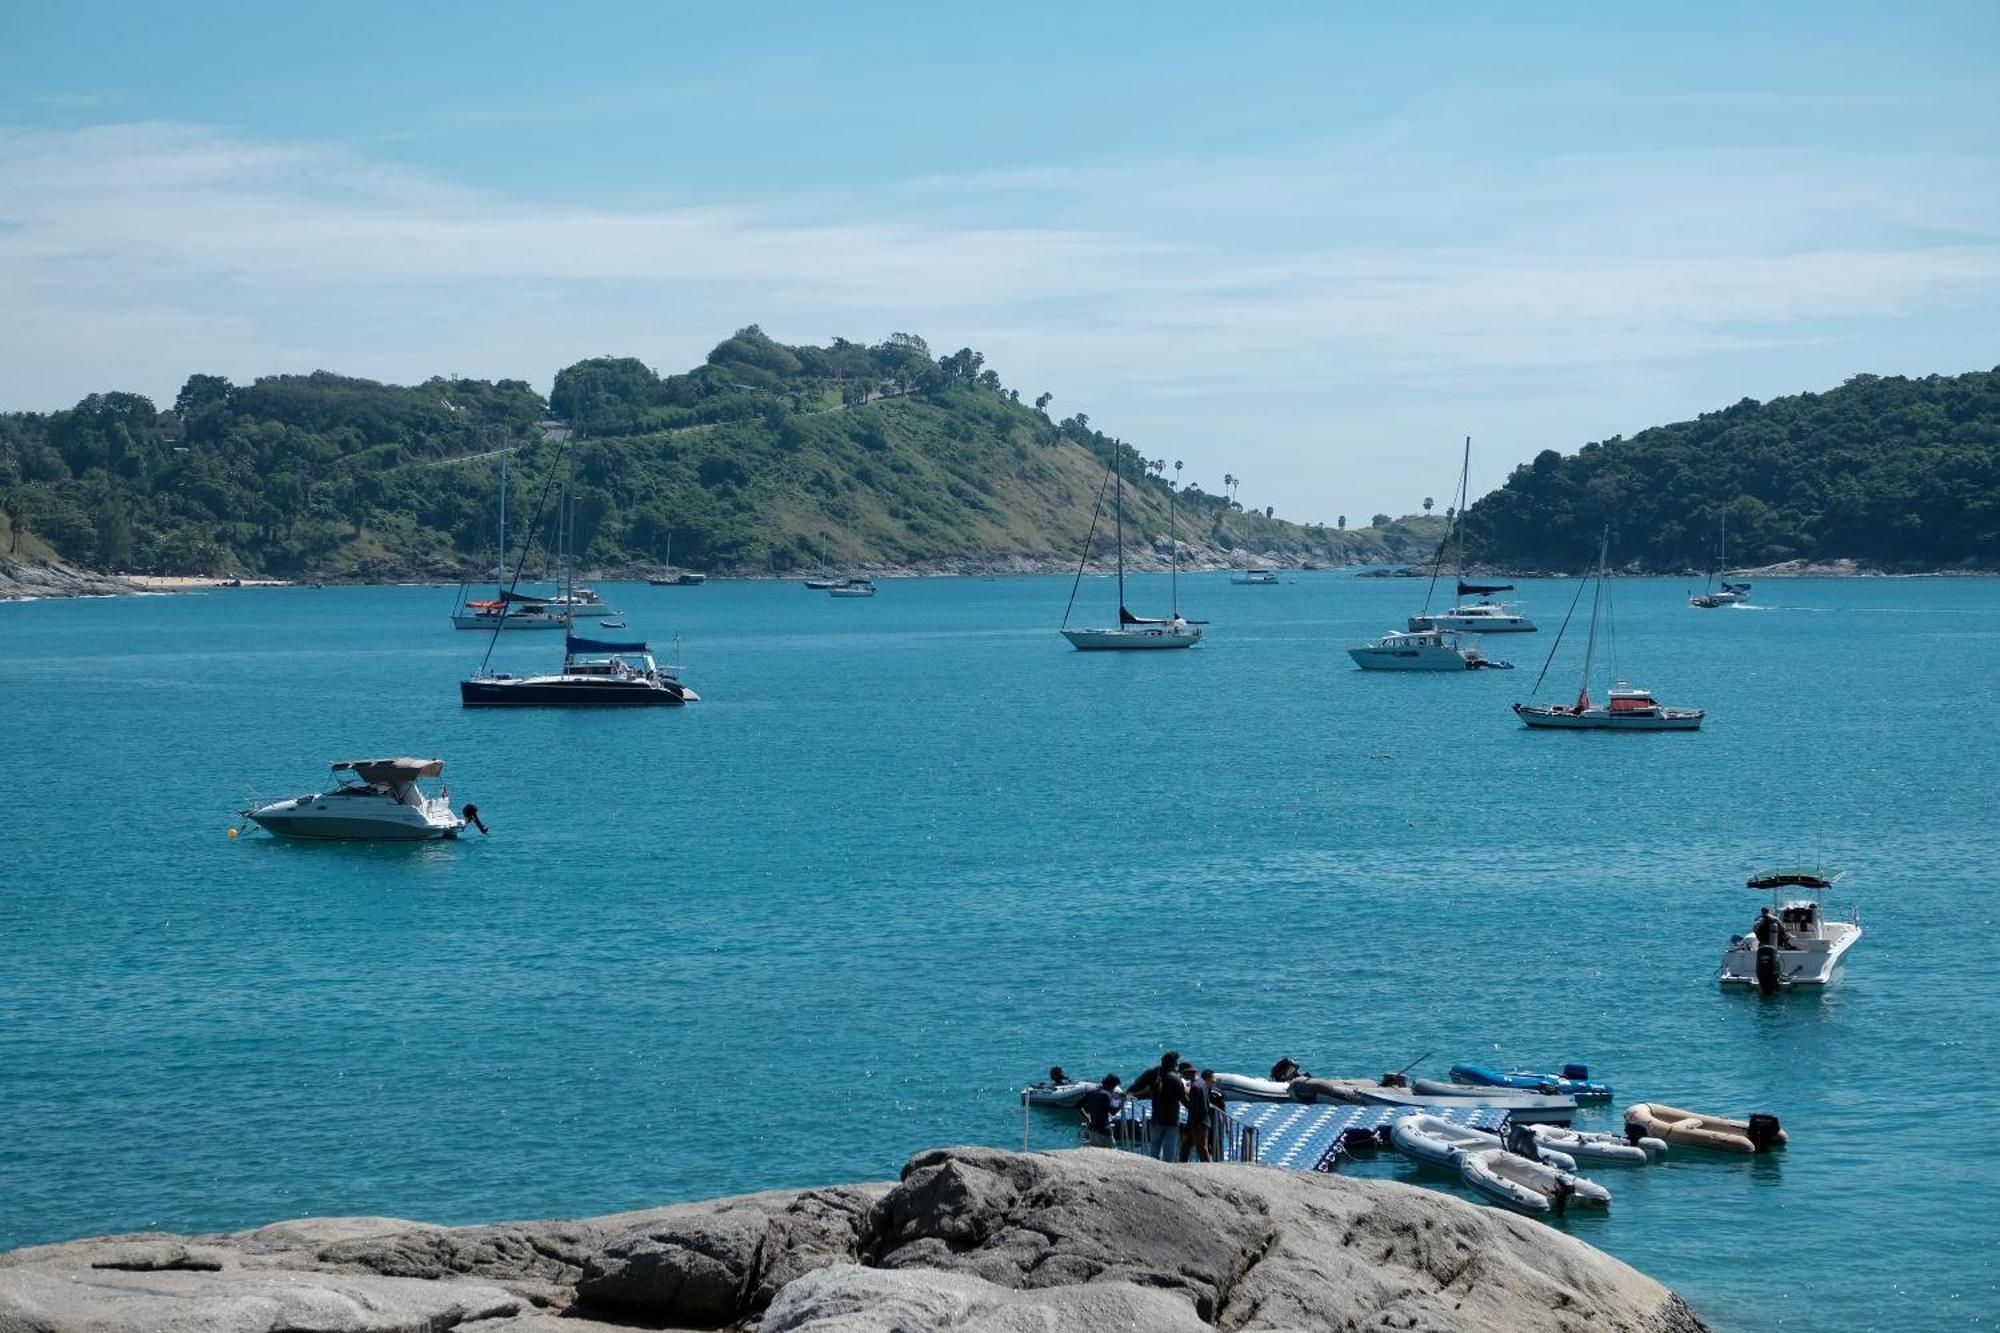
[1082,1100,1509,1172]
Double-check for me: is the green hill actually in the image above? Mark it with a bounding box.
[1463,367,2000,570]
[0,328,1429,578]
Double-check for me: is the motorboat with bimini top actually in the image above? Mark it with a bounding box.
[1060,450,1203,649]
[1459,1148,1611,1214]
[462,633,697,707]
[1349,627,1512,671]
[1448,1063,1612,1102]
[243,759,479,841]
[1626,1103,1785,1154]
[1515,526,1703,730]
[1409,438,1537,634]
[1720,866,1861,989]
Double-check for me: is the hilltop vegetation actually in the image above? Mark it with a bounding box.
[1464,368,2000,569]
[0,328,1422,578]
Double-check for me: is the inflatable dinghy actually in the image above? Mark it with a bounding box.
[1390,1114,1573,1171]
[1527,1122,1664,1165]
[1211,1072,1295,1102]
[1288,1076,1378,1105]
[1626,1103,1786,1154]
[1459,1148,1612,1214]
[1449,1062,1613,1101]
[1021,1080,1093,1107]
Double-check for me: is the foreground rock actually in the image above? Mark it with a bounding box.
[0,1147,1707,1332]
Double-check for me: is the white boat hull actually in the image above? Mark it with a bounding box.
[1350,645,1484,671]
[451,611,570,631]
[1410,607,1536,633]
[1459,1148,1610,1214]
[1062,626,1201,650]
[247,795,463,841]
[1514,703,1703,730]
[1719,922,1861,987]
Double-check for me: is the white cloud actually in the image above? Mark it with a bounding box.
[0,120,1994,516]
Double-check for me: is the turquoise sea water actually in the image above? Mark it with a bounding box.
[2,574,1996,1330]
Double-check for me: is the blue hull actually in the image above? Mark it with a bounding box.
[1449,1062,1613,1101]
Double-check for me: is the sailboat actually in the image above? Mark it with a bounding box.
[1059,452,1202,650]
[1689,511,1749,608]
[647,530,707,586]
[1514,527,1703,730]
[451,449,598,628]
[1410,438,1536,634]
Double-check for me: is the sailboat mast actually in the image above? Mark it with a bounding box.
[1168,471,1179,618]
[1114,451,1125,611]
[1455,436,1470,581]
[1578,527,1608,706]
[497,447,508,586]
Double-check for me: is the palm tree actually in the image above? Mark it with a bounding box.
[1223,473,1236,504]
[1423,496,1435,514]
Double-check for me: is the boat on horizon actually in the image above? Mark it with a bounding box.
[828,578,877,597]
[1514,527,1703,731]
[1409,438,1537,634]
[1690,510,1751,608]
[242,758,479,841]
[1230,568,1280,585]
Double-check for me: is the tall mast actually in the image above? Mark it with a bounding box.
[1168,469,1179,618]
[497,447,508,586]
[1455,436,1471,580]
[1114,451,1125,613]
[1578,526,1608,707]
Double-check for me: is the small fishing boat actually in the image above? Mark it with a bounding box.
[599,618,627,629]
[1516,527,1703,730]
[1525,1123,1664,1165]
[1459,1148,1611,1214]
[1719,866,1861,989]
[828,578,877,598]
[1349,627,1512,671]
[1625,1103,1786,1154]
[1231,568,1280,585]
[1211,1072,1297,1102]
[1059,451,1202,650]
[1449,1063,1613,1102]
[242,758,481,841]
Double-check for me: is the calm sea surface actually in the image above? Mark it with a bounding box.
[2,573,1996,1329]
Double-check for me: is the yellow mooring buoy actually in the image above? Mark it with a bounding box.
[227,828,239,839]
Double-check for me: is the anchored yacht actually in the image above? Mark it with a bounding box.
[462,633,698,707]
[1720,867,1861,989]
[243,759,474,841]
[1349,627,1511,671]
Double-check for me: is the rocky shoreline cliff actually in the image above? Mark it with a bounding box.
[0,1146,1708,1333]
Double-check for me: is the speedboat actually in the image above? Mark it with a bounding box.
[461,633,698,707]
[1349,628,1511,671]
[1459,1148,1610,1214]
[1448,1062,1612,1102]
[243,758,474,841]
[1689,589,1746,609]
[1408,601,1537,633]
[1516,683,1703,731]
[828,578,877,598]
[1231,568,1280,585]
[1719,866,1861,989]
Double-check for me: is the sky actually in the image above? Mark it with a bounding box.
[2,2,1996,518]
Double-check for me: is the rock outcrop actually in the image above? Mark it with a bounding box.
[0,556,136,600]
[0,1146,1708,1332]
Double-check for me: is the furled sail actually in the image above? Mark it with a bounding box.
[1119,606,1169,625]
[1458,580,1513,597]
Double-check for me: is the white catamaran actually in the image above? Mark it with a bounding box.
[1514,527,1704,730]
[1410,437,1536,634]
[1060,452,1202,650]
[1689,510,1751,608]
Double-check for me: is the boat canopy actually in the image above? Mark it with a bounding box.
[332,757,445,783]
[1747,867,1847,891]
[567,634,649,654]
[1458,580,1513,596]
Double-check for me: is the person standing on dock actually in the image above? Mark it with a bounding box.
[1179,1064,1221,1162]
[1080,1074,1122,1147]
[1137,1052,1185,1161]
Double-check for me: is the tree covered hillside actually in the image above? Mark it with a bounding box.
[1463,368,2000,569]
[0,328,1419,578]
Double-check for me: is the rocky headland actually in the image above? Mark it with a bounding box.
[0,1146,1707,1333]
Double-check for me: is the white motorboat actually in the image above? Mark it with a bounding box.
[1516,527,1702,730]
[1059,450,1203,650]
[1231,568,1280,585]
[828,578,877,598]
[1349,627,1512,671]
[1719,866,1861,989]
[462,632,697,707]
[1525,1123,1664,1165]
[243,758,474,841]
[1459,1148,1611,1214]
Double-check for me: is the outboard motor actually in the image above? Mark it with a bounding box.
[1747,1113,1784,1153]
[1270,1057,1303,1082]
[1378,1070,1409,1088]
[462,803,489,834]
[1339,1127,1381,1155]
[1560,1063,1590,1082]
[1755,944,1781,993]
[1506,1123,1540,1161]
[1549,1176,1574,1216]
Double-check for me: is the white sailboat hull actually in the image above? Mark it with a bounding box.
[451,611,570,630]
[1062,626,1201,650]
[1514,703,1703,730]
[1410,609,1537,633]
